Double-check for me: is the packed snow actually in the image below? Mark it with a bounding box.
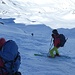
[0,0,75,75]
[0,18,75,75]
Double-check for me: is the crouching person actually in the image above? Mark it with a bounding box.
[0,38,21,75]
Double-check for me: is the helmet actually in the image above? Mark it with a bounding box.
[0,38,6,48]
[52,29,58,34]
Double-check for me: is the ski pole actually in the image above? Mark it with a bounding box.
[47,38,53,55]
[66,38,68,42]
[49,43,53,50]
[49,37,53,50]
[47,43,53,56]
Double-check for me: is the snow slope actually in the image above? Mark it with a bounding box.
[0,19,75,75]
[0,0,75,28]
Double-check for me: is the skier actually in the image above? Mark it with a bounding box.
[34,29,67,58]
[49,29,60,58]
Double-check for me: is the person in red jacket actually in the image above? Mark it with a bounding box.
[49,29,60,58]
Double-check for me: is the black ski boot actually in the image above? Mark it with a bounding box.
[55,53,60,56]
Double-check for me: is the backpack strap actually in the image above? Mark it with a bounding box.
[14,52,20,62]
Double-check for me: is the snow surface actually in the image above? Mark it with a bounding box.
[0,0,75,29]
[0,18,75,75]
[0,0,75,75]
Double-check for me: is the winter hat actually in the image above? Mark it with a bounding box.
[52,29,58,34]
[0,38,6,49]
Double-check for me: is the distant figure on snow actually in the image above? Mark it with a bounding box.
[0,22,4,25]
[31,33,34,36]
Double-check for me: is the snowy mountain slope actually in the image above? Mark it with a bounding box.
[1,18,75,39]
[0,0,75,28]
[0,0,46,24]
[14,27,75,75]
[0,20,75,75]
[0,0,75,75]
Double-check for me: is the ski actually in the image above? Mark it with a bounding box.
[34,54,44,56]
[34,53,48,58]
[34,53,71,59]
[34,53,54,58]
